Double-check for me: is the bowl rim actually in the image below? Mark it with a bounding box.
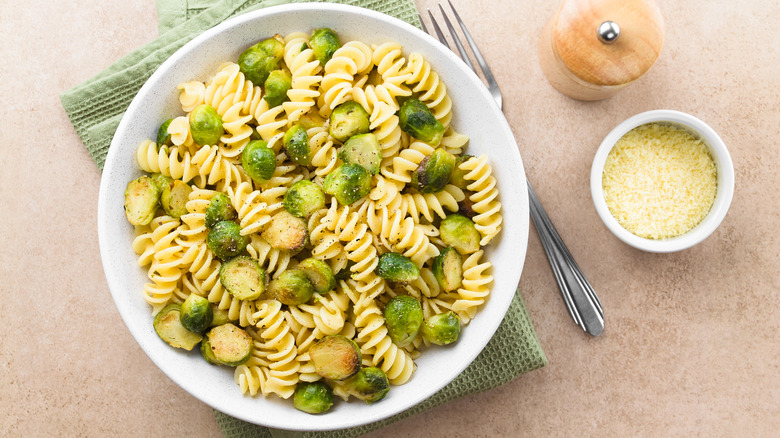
[590,109,734,253]
[98,2,528,431]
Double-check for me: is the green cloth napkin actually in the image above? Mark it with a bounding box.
[60,0,547,436]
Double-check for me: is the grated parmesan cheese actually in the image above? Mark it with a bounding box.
[602,122,717,240]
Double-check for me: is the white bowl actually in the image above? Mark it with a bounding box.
[98,3,529,431]
[590,110,734,252]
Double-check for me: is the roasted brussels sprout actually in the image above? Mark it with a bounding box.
[439,214,481,254]
[338,133,381,175]
[449,154,474,190]
[431,247,463,292]
[298,111,326,129]
[297,257,336,294]
[241,139,277,184]
[264,69,292,108]
[219,256,267,301]
[124,176,161,226]
[383,295,423,348]
[283,180,326,218]
[309,335,361,380]
[341,367,390,403]
[210,305,233,327]
[150,173,173,191]
[309,28,341,65]
[238,36,285,85]
[421,311,461,345]
[323,163,371,206]
[200,336,220,365]
[189,104,224,146]
[329,101,370,142]
[412,148,456,193]
[261,211,308,251]
[180,293,213,334]
[207,220,248,261]
[205,192,237,229]
[267,269,315,306]
[160,179,192,218]
[153,304,203,351]
[283,124,311,165]
[458,195,477,218]
[398,98,444,145]
[375,252,420,283]
[294,381,334,414]
[157,118,174,146]
[204,323,253,366]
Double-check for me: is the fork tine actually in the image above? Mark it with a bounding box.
[447,2,498,88]
[438,4,476,73]
[418,13,429,34]
[426,9,451,50]
[446,0,502,108]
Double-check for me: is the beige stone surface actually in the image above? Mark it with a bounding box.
[1,0,778,436]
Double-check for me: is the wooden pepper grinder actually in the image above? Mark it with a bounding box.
[539,0,664,101]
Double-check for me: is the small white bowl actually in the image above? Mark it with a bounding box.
[590,110,734,252]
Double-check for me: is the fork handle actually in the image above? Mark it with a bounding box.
[527,180,604,336]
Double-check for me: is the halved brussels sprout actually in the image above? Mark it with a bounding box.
[329,101,370,142]
[421,311,461,346]
[341,367,390,403]
[383,295,423,348]
[238,36,285,85]
[283,124,311,165]
[439,214,481,254]
[160,179,192,218]
[309,335,361,380]
[189,104,224,146]
[449,154,475,190]
[458,196,477,218]
[323,163,371,206]
[398,98,444,145]
[124,176,161,226]
[207,220,248,261]
[298,111,326,129]
[309,28,341,65]
[412,148,456,193]
[431,247,463,292]
[153,304,203,351]
[294,381,334,414]
[283,180,325,218]
[180,293,213,334]
[263,69,292,108]
[210,305,233,327]
[150,173,173,191]
[241,139,277,184]
[219,256,267,301]
[205,192,237,229]
[375,252,420,283]
[261,211,308,251]
[267,269,315,306]
[200,336,220,365]
[297,257,336,294]
[204,323,253,367]
[339,133,381,175]
[157,118,174,146]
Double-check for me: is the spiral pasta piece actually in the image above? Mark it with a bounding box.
[307,125,339,177]
[318,41,373,116]
[227,181,274,236]
[282,34,322,124]
[142,216,185,314]
[250,300,300,399]
[452,250,493,323]
[460,155,503,245]
[135,140,199,184]
[383,140,435,184]
[177,80,206,112]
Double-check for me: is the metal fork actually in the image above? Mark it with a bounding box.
[421,1,604,336]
